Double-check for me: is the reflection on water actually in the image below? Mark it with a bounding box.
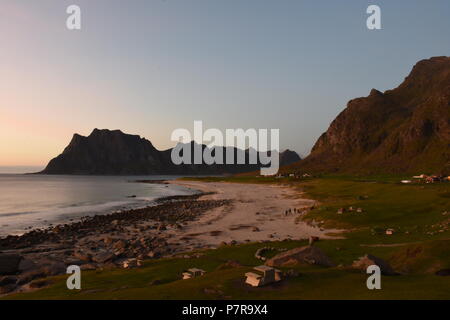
[0,174,196,237]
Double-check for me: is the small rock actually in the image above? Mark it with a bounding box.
[80,264,97,271]
[149,279,162,286]
[147,251,160,259]
[122,258,143,269]
[113,240,127,250]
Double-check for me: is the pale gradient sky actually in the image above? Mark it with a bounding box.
[1,0,450,167]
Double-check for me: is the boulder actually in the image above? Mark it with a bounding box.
[28,279,51,289]
[435,269,450,276]
[17,270,46,285]
[265,246,335,267]
[216,260,242,270]
[92,251,115,264]
[0,254,22,275]
[0,275,18,286]
[42,262,66,276]
[74,250,92,262]
[352,254,397,275]
[18,258,37,273]
[0,284,16,294]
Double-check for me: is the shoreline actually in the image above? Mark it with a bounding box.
[0,178,201,238]
[0,180,338,296]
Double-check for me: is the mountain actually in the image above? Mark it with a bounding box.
[284,56,450,175]
[40,129,300,175]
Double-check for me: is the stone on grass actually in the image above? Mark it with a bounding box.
[265,246,335,267]
[352,254,397,275]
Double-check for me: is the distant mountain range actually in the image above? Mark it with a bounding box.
[41,56,450,176]
[284,56,450,175]
[40,129,300,175]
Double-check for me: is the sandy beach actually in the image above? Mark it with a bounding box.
[166,180,337,249]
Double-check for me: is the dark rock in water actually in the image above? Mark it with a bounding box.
[266,246,335,267]
[0,254,22,275]
[435,269,450,276]
[352,254,397,276]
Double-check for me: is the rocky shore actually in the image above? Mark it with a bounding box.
[0,192,231,295]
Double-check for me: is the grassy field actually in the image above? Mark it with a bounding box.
[3,175,450,300]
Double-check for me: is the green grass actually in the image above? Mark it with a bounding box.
[4,241,450,300]
[300,176,450,236]
[4,175,450,300]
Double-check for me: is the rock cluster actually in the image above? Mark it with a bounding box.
[0,196,231,295]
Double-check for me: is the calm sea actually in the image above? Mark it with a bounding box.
[0,174,197,237]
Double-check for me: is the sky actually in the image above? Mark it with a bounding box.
[1,0,450,168]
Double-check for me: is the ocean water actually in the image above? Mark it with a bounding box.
[0,174,198,237]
